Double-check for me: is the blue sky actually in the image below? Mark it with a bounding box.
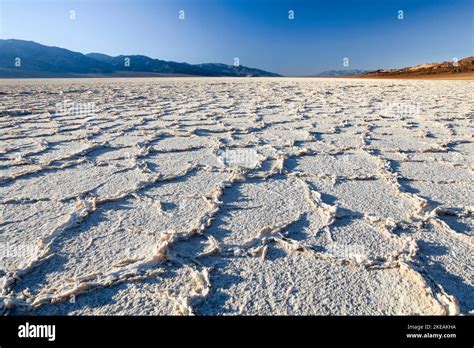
[1,0,473,75]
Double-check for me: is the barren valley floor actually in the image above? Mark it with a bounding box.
[0,78,472,315]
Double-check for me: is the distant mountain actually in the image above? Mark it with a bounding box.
[0,39,281,77]
[313,69,369,77]
[0,40,112,74]
[85,52,115,64]
[359,56,474,78]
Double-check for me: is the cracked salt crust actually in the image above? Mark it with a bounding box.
[0,77,472,315]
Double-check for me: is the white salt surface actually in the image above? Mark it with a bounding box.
[0,77,472,315]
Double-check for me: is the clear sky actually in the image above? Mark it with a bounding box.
[0,0,473,75]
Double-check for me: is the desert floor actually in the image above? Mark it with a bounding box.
[0,77,472,315]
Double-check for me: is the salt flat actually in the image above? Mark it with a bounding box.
[0,77,472,315]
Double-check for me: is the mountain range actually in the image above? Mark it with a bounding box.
[312,69,369,77]
[0,39,281,77]
[357,56,474,79]
[1,39,472,79]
